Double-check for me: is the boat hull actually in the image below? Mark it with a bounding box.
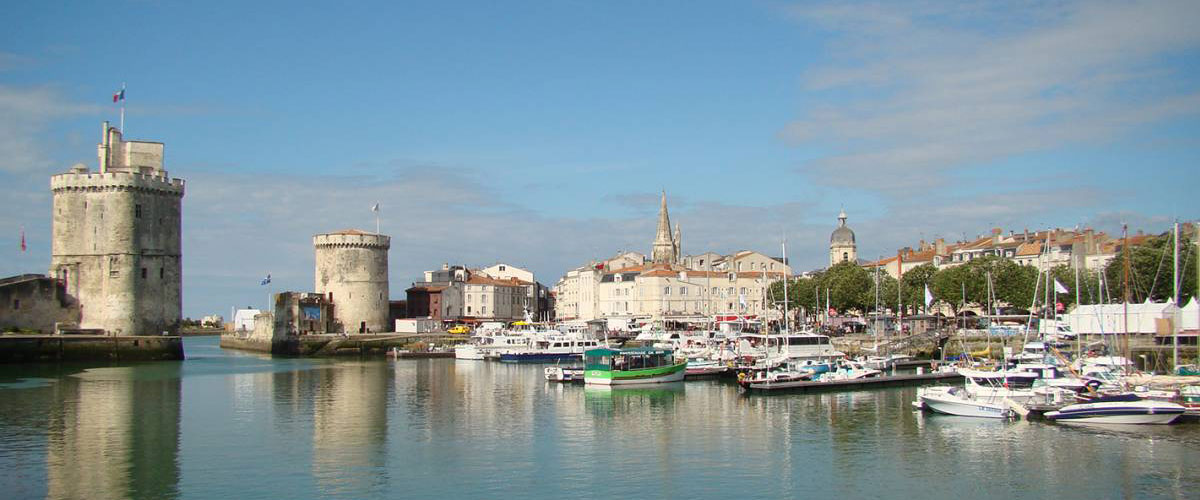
[918,389,1011,419]
[585,361,688,386]
[499,352,581,363]
[1045,401,1185,425]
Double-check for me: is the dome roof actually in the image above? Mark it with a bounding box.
[830,209,855,245]
[831,226,855,245]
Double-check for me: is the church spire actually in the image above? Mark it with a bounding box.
[651,190,676,264]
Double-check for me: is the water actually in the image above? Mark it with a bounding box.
[1,336,1197,499]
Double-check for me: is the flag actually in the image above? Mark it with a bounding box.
[113,86,125,103]
[260,274,271,286]
[1053,279,1068,294]
[20,227,26,252]
[371,202,379,212]
[924,284,934,307]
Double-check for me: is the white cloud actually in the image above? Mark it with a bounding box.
[784,0,1200,194]
[0,85,101,173]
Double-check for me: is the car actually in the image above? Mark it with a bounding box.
[447,325,471,335]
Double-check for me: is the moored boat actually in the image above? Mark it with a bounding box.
[1044,393,1186,424]
[583,347,687,386]
[915,386,1014,419]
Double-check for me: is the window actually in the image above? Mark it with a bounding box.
[481,306,486,315]
[740,287,746,295]
[159,268,164,279]
[664,287,671,295]
[467,306,472,314]
[680,287,688,296]
[12,299,18,310]
[843,252,848,262]
[109,256,120,277]
[499,265,506,271]
[711,287,717,295]
[141,267,147,279]
[135,204,142,218]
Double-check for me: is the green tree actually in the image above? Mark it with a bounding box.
[822,261,872,313]
[930,264,976,314]
[1104,234,1197,304]
[900,263,938,313]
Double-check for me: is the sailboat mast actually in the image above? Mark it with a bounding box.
[782,239,789,335]
[1122,225,1131,376]
[1173,221,1179,371]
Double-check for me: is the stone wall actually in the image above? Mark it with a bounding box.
[49,167,184,336]
[0,275,80,333]
[314,232,390,333]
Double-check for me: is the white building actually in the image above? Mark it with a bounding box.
[553,193,791,322]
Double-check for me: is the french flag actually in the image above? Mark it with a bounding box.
[112,87,125,103]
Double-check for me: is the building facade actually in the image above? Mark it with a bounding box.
[553,193,791,322]
[48,122,185,336]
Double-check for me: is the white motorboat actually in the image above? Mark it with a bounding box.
[915,386,1015,419]
[1045,393,1185,424]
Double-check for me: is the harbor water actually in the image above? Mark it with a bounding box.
[1,336,1197,499]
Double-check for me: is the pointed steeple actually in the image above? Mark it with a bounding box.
[651,190,676,264]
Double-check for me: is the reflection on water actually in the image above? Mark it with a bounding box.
[0,336,1198,500]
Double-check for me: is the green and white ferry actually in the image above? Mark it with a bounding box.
[583,347,688,386]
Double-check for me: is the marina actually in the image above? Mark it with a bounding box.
[1,336,1198,500]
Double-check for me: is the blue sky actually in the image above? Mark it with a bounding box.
[2,0,1198,318]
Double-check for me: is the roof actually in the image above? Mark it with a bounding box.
[584,347,674,356]
[327,228,371,236]
[831,226,855,244]
[465,275,531,287]
[1015,241,1043,257]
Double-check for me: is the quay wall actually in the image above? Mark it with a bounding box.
[220,333,466,357]
[0,335,184,363]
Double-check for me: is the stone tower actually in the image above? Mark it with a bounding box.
[651,191,678,264]
[314,230,390,333]
[829,209,857,266]
[49,122,185,336]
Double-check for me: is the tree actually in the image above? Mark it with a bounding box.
[900,263,938,313]
[1104,234,1197,304]
[930,264,975,314]
[822,261,872,313]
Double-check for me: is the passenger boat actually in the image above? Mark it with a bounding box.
[1044,393,1186,424]
[498,335,601,363]
[583,347,687,386]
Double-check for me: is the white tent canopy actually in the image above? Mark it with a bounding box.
[1064,301,1179,335]
[1182,298,1199,331]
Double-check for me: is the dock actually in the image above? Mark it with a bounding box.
[744,371,962,393]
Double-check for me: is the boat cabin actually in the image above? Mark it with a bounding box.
[585,347,677,372]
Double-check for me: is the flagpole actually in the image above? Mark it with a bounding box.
[119,82,125,133]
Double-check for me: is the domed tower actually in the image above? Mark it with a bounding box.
[49,122,185,335]
[314,230,390,333]
[829,209,857,266]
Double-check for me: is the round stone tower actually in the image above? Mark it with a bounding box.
[829,209,857,266]
[50,122,185,336]
[314,230,390,333]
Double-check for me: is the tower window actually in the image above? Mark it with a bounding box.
[141,267,147,279]
[12,299,19,310]
[160,268,164,279]
[135,204,142,218]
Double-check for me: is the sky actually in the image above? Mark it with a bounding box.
[2,0,1198,318]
